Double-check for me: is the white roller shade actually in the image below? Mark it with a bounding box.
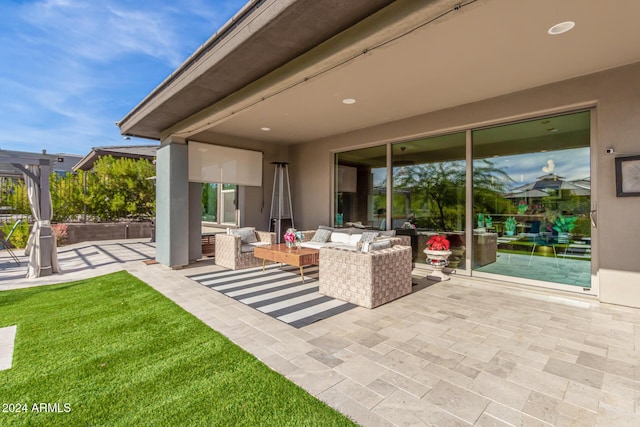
[188,141,262,186]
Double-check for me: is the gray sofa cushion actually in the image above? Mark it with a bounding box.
[361,239,392,253]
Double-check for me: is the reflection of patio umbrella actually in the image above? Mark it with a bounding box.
[504,189,548,198]
[507,173,590,197]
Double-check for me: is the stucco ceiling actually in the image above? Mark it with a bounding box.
[122,0,640,145]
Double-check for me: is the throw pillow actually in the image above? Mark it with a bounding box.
[311,228,332,243]
[379,229,397,237]
[360,231,379,243]
[230,227,257,243]
[330,232,351,244]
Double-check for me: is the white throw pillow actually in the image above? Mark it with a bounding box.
[330,232,351,244]
[348,234,362,246]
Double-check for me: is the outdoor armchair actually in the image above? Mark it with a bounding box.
[215,228,276,270]
[319,244,412,308]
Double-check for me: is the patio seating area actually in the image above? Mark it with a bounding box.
[2,240,640,426]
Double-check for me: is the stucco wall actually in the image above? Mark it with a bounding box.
[289,61,640,307]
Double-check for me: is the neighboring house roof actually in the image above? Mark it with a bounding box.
[73,145,158,171]
[0,150,82,177]
[118,0,640,145]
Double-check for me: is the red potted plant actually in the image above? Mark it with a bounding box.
[425,235,450,251]
[424,234,452,281]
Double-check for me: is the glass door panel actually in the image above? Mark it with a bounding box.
[221,184,237,225]
[472,111,591,288]
[334,146,387,228]
[201,183,218,222]
[391,133,466,266]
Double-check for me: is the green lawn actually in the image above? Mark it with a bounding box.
[0,271,355,426]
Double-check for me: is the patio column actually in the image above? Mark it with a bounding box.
[188,182,202,262]
[156,141,189,268]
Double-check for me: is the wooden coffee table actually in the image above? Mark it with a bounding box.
[253,244,320,283]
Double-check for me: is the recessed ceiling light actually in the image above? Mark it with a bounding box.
[547,128,558,132]
[342,98,356,105]
[548,21,575,35]
[260,127,271,131]
[541,119,550,125]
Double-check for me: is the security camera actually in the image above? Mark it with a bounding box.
[605,148,614,154]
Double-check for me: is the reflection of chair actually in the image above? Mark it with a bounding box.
[1,220,22,265]
[528,230,559,270]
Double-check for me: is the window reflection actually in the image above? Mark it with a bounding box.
[391,134,466,266]
[334,146,387,229]
[472,111,591,287]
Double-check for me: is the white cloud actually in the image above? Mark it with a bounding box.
[542,159,555,173]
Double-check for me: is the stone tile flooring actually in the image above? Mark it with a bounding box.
[2,241,640,426]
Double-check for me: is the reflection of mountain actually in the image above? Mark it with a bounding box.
[506,173,590,198]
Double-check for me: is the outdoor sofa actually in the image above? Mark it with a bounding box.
[318,244,412,308]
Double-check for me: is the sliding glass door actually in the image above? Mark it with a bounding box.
[332,109,593,291]
[472,111,592,289]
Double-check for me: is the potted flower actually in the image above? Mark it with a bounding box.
[284,228,296,248]
[424,235,452,281]
[504,216,517,236]
[517,200,528,215]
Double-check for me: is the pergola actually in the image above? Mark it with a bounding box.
[0,149,59,278]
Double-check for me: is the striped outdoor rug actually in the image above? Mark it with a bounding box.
[188,264,356,328]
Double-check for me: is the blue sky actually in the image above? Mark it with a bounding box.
[0,0,246,155]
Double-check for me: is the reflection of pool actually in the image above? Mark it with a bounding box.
[476,251,591,288]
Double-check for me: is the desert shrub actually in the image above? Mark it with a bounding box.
[1,221,30,249]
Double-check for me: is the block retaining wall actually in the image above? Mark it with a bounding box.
[64,222,153,245]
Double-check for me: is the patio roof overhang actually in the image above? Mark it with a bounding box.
[118,0,640,145]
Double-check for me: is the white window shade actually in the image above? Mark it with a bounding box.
[188,141,262,186]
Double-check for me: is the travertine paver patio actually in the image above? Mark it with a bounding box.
[2,240,640,426]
